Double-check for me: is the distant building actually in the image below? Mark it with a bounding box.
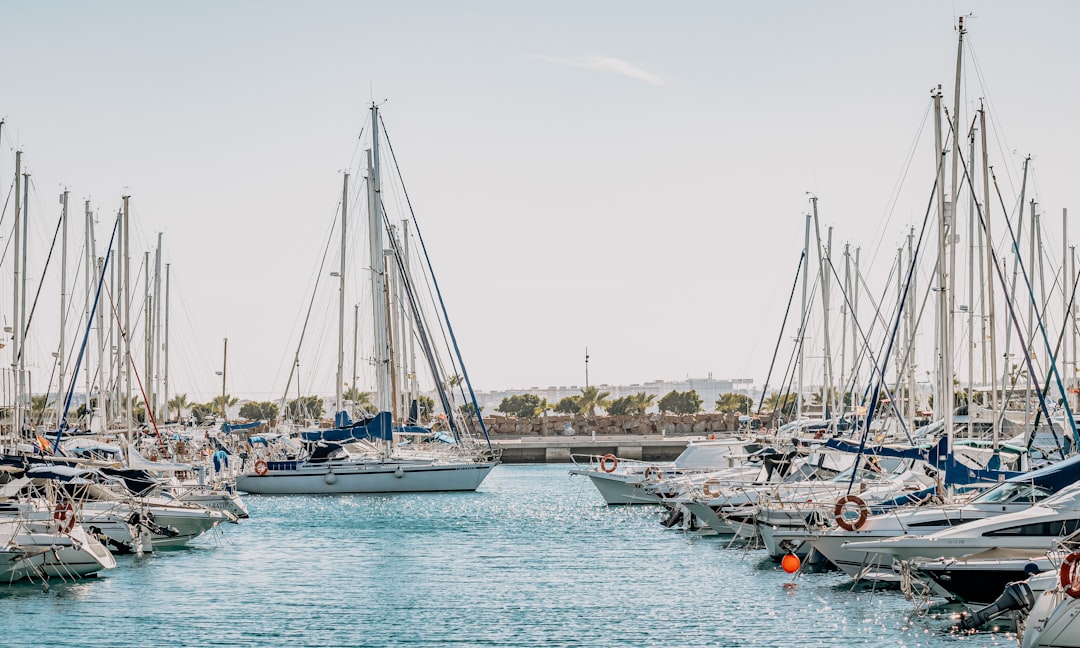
[474,373,760,414]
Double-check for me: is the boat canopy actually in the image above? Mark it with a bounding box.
[302,411,393,443]
[222,420,262,434]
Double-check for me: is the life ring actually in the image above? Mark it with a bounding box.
[600,454,618,473]
[643,466,663,482]
[53,501,76,534]
[254,460,269,476]
[834,494,868,531]
[1060,551,1080,597]
[702,479,722,498]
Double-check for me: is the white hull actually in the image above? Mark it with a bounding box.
[237,461,495,495]
[569,470,660,505]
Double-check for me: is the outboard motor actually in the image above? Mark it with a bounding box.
[956,580,1035,630]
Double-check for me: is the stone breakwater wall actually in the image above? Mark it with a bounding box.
[481,412,775,437]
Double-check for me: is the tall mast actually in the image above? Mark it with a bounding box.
[797,213,811,420]
[967,123,976,438]
[1065,209,1071,407]
[163,263,170,422]
[11,151,21,437]
[220,338,228,422]
[19,170,29,435]
[906,228,917,429]
[403,220,418,406]
[123,195,132,431]
[979,104,1000,449]
[153,233,162,421]
[84,200,94,427]
[59,189,69,423]
[336,172,348,415]
[144,250,152,425]
[933,86,953,450]
[368,103,391,414]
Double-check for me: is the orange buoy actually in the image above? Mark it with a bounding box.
[781,553,801,574]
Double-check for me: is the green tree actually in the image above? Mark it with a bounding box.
[762,391,802,417]
[606,396,634,416]
[239,401,279,421]
[29,394,51,422]
[496,394,544,418]
[576,386,611,417]
[414,395,435,422]
[553,396,580,415]
[715,393,753,413]
[211,394,239,418]
[343,387,374,411]
[169,394,191,421]
[190,403,215,424]
[658,389,703,415]
[628,392,656,415]
[458,402,482,419]
[285,395,324,421]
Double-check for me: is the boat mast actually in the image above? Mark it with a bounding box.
[933,86,954,452]
[59,190,69,424]
[967,123,976,438]
[153,233,162,421]
[797,212,811,420]
[336,172,348,416]
[906,228,917,429]
[19,169,29,438]
[123,195,132,433]
[979,104,1000,449]
[1065,209,1071,409]
[163,263,170,423]
[368,104,392,415]
[84,200,94,427]
[11,150,21,438]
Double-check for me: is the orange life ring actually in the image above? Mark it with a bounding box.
[600,454,618,473]
[1060,551,1080,597]
[643,466,663,482]
[702,479,723,498]
[53,501,76,534]
[254,460,269,476]
[834,494,868,531]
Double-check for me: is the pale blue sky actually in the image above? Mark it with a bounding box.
[3,2,1080,402]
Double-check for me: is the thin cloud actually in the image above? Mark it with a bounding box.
[537,55,665,86]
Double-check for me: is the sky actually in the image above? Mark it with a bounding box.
[4,1,1080,404]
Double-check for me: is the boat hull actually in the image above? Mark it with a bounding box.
[237,462,495,495]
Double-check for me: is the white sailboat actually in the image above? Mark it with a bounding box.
[237,104,498,495]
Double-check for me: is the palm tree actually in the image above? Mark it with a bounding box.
[342,387,374,411]
[576,386,611,418]
[169,394,191,422]
[628,392,655,415]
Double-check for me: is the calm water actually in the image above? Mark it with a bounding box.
[1,465,1016,647]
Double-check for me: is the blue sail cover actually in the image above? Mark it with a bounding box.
[1003,451,1080,491]
[222,420,262,434]
[301,411,393,443]
[823,436,1026,486]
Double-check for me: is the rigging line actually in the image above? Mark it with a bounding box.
[866,99,934,274]
[381,212,461,441]
[989,164,1075,453]
[16,200,64,365]
[943,108,1059,449]
[101,280,163,443]
[953,143,1064,456]
[277,199,341,413]
[52,215,119,452]
[963,36,1021,199]
[756,251,805,414]
[1030,259,1080,451]
[379,115,490,446]
[854,148,944,493]
[824,248,913,443]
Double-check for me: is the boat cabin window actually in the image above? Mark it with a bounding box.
[984,518,1080,537]
[971,482,1053,505]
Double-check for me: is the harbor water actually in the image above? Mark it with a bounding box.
[2,464,1013,647]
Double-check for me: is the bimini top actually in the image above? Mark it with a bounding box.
[301,411,393,443]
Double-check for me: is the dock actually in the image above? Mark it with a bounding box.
[489,434,704,464]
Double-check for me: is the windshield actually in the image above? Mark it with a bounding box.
[970,481,1053,504]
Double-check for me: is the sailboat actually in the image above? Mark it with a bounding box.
[236,104,498,495]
